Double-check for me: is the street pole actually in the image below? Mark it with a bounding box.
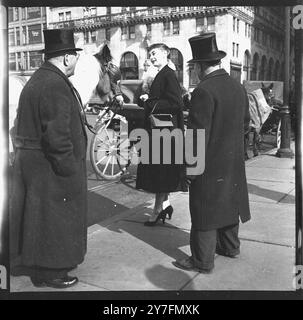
[276,7,294,158]
[295,7,303,269]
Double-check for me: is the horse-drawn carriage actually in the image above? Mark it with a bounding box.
[89,79,146,180]
[243,80,283,158]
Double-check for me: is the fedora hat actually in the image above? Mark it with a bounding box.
[41,29,82,54]
[188,32,226,63]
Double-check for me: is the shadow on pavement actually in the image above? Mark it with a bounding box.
[145,264,195,290]
[247,183,295,204]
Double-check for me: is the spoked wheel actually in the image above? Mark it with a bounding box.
[90,113,139,181]
[276,119,282,149]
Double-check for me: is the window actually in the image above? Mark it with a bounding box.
[84,31,90,43]
[106,28,111,41]
[29,51,43,70]
[22,26,27,45]
[232,42,235,57]
[207,16,215,31]
[262,31,267,45]
[129,25,136,39]
[14,7,19,21]
[172,20,179,35]
[148,7,153,15]
[236,19,239,33]
[120,52,139,80]
[163,21,170,35]
[66,11,71,21]
[28,25,42,44]
[9,29,15,46]
[27,7,41,19]
[146,23,151,33]
[59,12,64,21]
[106,7,111,15]
[8,8,13,22]
[121,26,128,40]
[196,17,205,32]
[233,17,236,32]
[21,7,26,20]
[236,44,239,58]
[9,53,16,71]
[91,30,96,43]
[16,27,20,46]
[17,52,22,70]
[155,8,161,14]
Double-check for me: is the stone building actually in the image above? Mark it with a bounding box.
[9,6,290,90]
[8,7,47,74]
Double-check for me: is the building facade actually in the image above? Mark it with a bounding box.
[9,6,289,90]
[8,7,47,74]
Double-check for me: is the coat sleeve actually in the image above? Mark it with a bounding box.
[152,71,183,114]
[186,86,214,178]
[40,82,78,177]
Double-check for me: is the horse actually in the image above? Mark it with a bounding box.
[71,42,120,107]
[244,82,275,159]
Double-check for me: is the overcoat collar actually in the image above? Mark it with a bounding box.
[40,61,74,90]
[201,68,228,82]
[152,64,171,82]
[40,61,87,139]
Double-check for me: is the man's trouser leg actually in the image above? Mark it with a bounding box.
[216,223,240,257]
[190,227,216,271]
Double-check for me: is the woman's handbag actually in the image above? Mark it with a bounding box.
[148,101,174,129]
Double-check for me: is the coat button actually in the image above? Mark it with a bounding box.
[63,198,67,202]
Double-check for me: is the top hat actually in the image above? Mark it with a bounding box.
[41,29,82,54]
[188,33,226,63]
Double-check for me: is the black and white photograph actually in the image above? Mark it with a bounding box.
[0,1,302,301]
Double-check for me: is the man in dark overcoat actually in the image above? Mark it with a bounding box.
[10,29,87,288]
[173,33,251,273]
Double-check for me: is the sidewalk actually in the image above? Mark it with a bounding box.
[10,143,296,292]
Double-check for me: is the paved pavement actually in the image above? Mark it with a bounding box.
[10,141,296,293]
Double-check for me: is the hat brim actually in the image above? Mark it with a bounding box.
[188,51,226,63]
[39,47,83,54]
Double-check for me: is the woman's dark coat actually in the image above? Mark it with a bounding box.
[10,61,88,269]
[136,65,186,193]
[188,69,251,231]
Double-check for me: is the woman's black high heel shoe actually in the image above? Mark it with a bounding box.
[164,205,173,220]
[144,210,167,226]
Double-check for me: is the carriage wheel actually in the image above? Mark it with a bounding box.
[276,119,282,149]
[90,117,138,181]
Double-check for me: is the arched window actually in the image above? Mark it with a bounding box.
[273,60,280,81]
[243,50,251,81]
[251,53,259,81]
[259,55,267,81]
[169,48,183,85]
[267,58,274,80]
[120,52,139,80]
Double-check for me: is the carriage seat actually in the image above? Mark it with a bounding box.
[118,79,144,110]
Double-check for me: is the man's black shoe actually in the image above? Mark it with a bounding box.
[216,248,239,258]
[31,276,79,289]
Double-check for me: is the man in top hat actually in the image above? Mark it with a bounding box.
[173,33,251,273]
[10,29,87,288]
